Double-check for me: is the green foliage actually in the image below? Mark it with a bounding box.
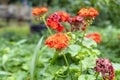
[87,26,120,63]
[0,26,29,41]
[0,25,120,79]
[112,63,120,80]
[78,74,96,80]
[81,55,97,71]
[30,37,44,80]
[68,44,81,57]
[0,38,34,80]
[34,30,101,80]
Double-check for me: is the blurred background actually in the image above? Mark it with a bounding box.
[0,0,120,80]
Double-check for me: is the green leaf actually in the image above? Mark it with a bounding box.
[82,38,97,48]
[0,71,12,76]
[40,64,61,80]
[15,71,27,80]
[68,44,81,57]
[78,74,96,80]
[70,64,80,72]
[92,49,101,55]
[2,54,8,65]
[112,63,120,71]
[81,55,98,71]
[16,39,27,45]
[30,37,43,80]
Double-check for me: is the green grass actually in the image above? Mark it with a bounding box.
[0,24,30,35]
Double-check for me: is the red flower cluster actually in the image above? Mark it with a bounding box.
[67,8,99,32]
[47,11,70,32]
[57,11,70,22]
[68,16,86,31]
[78,7,99,18]
[94,58,115,80]
[45,33,70,49]
[85,32,101,43]
[32,7,48,16]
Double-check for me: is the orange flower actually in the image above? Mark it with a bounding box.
[56,24,64,32]
[78,8,89,17]
[118,36,120,39]
[47,11,69,32]
[32,7,48,16]
[78,7,99,18]
[39,7,48,13]
[57,11,70,22]
[47,20,58,29]
[88,7,99,18]
[86,32,101,43]
[32,8,41,16]
[47,19,64,32]
[45,33,70,49]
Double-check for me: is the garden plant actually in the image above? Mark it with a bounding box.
[31,7,115,80]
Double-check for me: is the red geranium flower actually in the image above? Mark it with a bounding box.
[78,7,99,18]
[47,20,59,29]
[57,11,70,22]
[47,14,64,32]
[47,11,70,32]
[88,7,99,18]
[86,32,101,43]
[78,8,89,17]
[68,16,85,31]
[56,24,64,32]
[45,33,70,49]
[32,7,48,16]
[94,58,115,80]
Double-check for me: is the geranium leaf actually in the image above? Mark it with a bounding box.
[78,74,96,80]
[68,44,81,57]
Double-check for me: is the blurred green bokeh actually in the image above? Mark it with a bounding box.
[0,0,120,80]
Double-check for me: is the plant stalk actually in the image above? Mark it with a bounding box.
[42,15,53,35]
[95,72,99,80]
[62,53,69,67]
[50,51,59,64]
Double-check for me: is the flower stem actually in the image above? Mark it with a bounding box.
[62,52,71,79]
[95,72,99,80]
[80,27,87,44]
[42,15,53,35]
[79,61,82,75]
[50,51,58,64]
[62,52,69,68]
